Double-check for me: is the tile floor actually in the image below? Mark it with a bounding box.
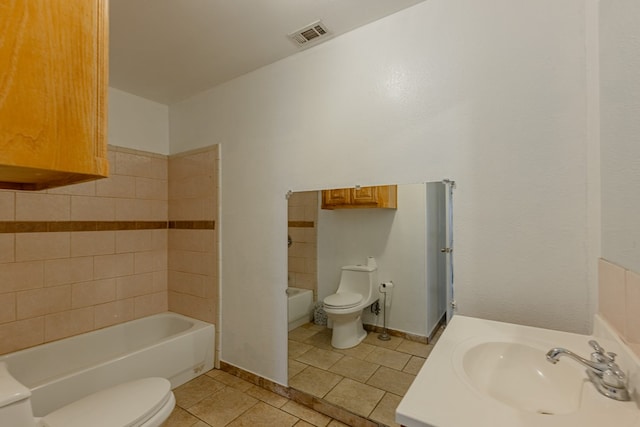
[162,324,441,427]
[288,324,438,427]
[163,369,349,427]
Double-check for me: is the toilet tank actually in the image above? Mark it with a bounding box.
[339,264,379,300]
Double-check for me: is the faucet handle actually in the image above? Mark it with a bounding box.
[606,352,618,363]
[589,340,605,354]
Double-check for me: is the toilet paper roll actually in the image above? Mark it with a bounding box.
[379,281,394,292]
[378,281,393,308]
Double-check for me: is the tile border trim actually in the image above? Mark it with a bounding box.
[0,220,215,233]
[288,221,315,228]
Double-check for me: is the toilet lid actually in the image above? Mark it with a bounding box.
[40,378,172,427]
[324,292,363,309]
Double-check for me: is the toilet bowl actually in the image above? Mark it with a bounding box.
[0,362,175,427]
[323,257,380,349]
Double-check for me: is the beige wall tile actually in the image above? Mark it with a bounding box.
[170,175,215,200]
[168,291,215,323]
[168,250,214,276]
[0,191,15,221]
[71,196,116,221]
[0,317,44,355]
[169,229,214,252]
[599,259,627,335]
[15,193,70,221]
[116,273,154,299]
[115,152,167,180]
[44,257,94,287]
[71,279,117,308]
[95,299,135,329]
[47,180,96,196]
[625,270,640,343]
[0,293,15,324]
[0,234,14,263]
[44,307,94,342]
[136,177,167,200]
[116,230,154,253]
[135,291,168,318]
[148,199,169,221]
[94,253,134,279]
[169,198,205,221]
[153,270,168,292]
[0,261,44,293]
[17,286,71,319]
[134,250,167,274]
[96,174,136,198]
[71,231,115,257]
[168,270,205,297]
[15,232,70,261]
[151,229,168,251]
[203,275,218,299]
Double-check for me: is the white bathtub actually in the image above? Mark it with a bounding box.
[287,287,314,331]
[0,312,215,417]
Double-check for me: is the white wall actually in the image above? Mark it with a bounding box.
[169,0,595,384]
[600,0,640,273]
[109,87,170,154]
[318,184,428,336]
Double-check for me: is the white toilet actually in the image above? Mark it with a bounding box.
[323,257,380,349]
[0,362,175,427]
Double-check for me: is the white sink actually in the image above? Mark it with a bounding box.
[454,341,585,415]
[396,315,640,427]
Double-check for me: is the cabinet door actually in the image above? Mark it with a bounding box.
[351,186,379,206]
[322,188,351,208]
[0,0,108,190]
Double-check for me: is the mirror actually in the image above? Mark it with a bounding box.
[286,182,452,422]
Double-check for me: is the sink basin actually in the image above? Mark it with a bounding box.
[397,316,640,427]
[454,341,586,415]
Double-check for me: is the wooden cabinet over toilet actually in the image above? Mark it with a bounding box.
[321,185,397,210]
[0,0,109,190]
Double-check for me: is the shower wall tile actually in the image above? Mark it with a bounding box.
[71,195,116,221]
[167,145,219,324]
[0,146,170,356]
[71,231,116,257]
[0,293,16,324]
[0,317,44,354]
[0,234,14,263]
[15,232,71,262]
[0,191,15,221]
[94,299,134,329]
[96,174,137,198]
[71,279,117,308]
[17,285,71,319]
[599,258,640,358]
[0,261,44,293]
[134,291,168,318]
[116,273,155,299]
[44,257,94,287]
[15,193,71,221]
[45,307,95,342]
[0,145,220,356]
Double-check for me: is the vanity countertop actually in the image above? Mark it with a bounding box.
[396,315,640,427]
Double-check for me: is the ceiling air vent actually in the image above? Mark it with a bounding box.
[288,20,330,47]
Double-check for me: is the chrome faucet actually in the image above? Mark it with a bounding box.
[546,340,630,401]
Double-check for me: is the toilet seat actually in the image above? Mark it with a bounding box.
[324,292,363,309]
[39,377,174,427]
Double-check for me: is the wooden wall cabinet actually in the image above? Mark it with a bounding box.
[321,185,397,210]
[0,0,109,190]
